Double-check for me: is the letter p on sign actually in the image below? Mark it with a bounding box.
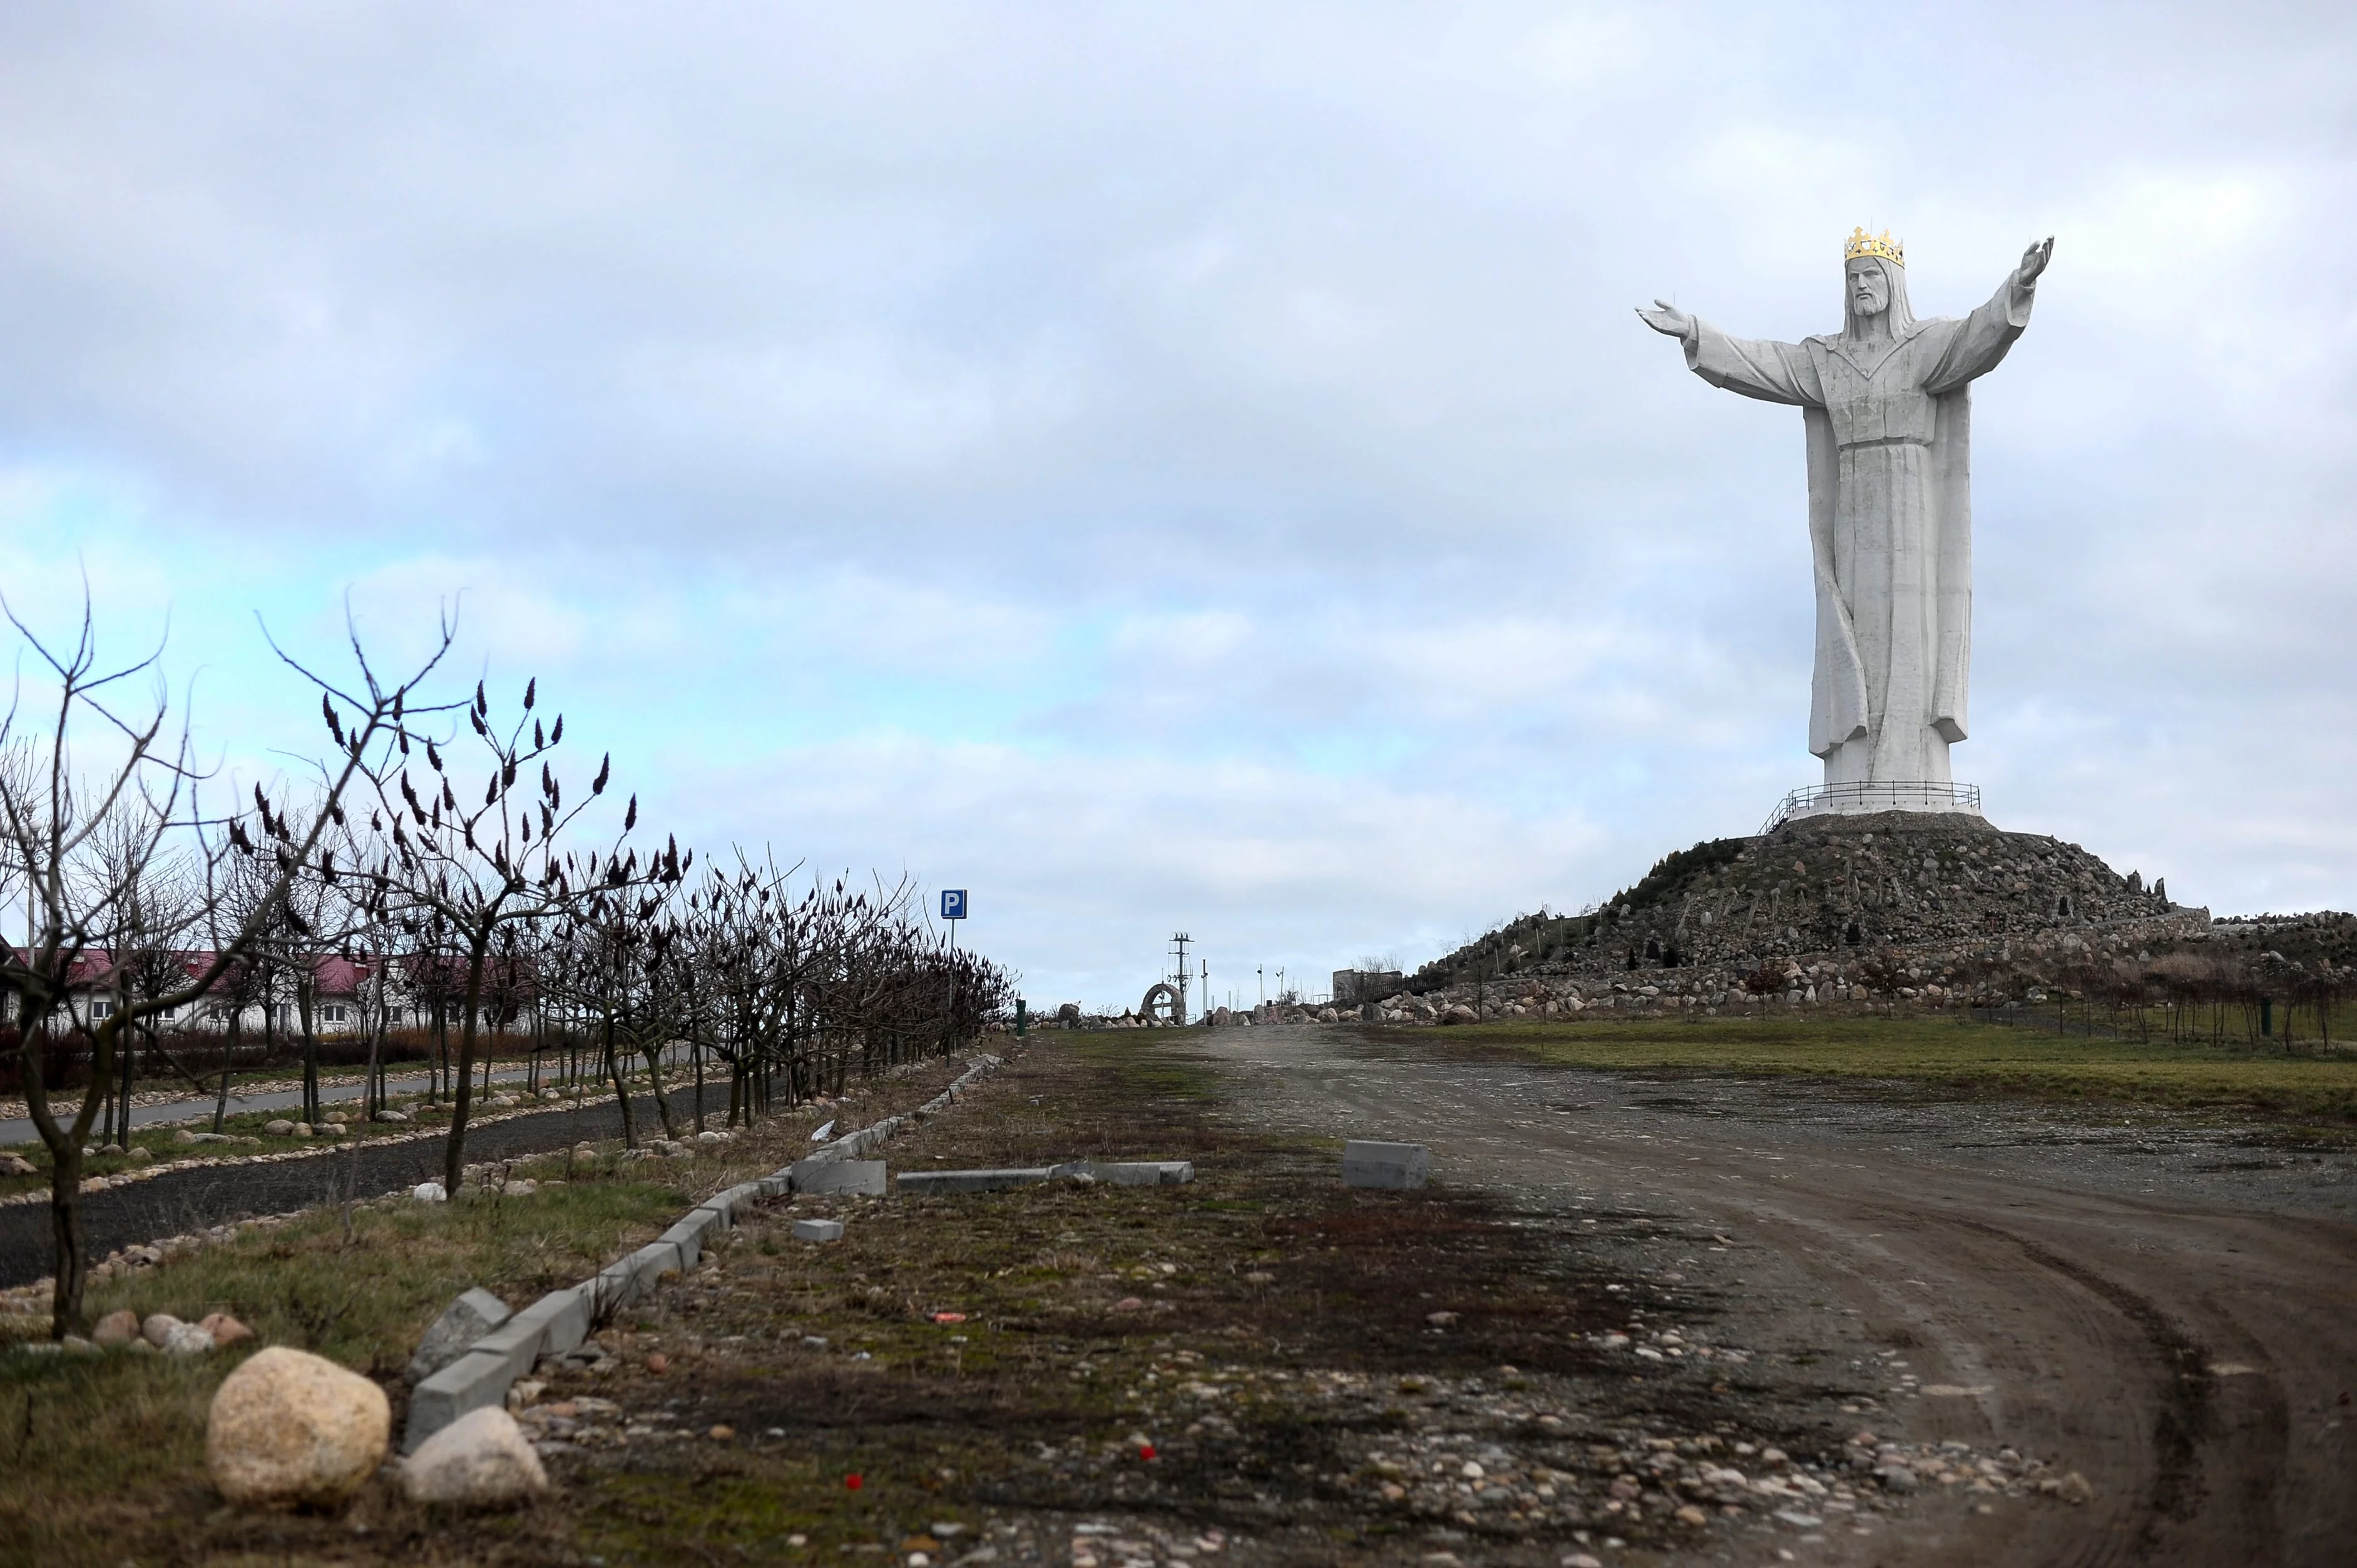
[941,889,968,920]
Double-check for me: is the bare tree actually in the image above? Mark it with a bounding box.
[89,823,202,1146]
[0,600,448,1336]
[347,676,646,1193]
[200,855,279,1131]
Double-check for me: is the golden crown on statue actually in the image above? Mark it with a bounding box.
[1844,227,1905,266]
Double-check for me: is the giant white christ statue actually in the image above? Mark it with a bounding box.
[1641,230,2053,813]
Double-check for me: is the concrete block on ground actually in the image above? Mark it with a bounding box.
[406,1345,523,1452]
[403,1286,514,1386]
[697,1181,764,1226]
[454,1321,540,1386]
[458,1287,580,1394]
[790,1158,886,1196]
[1342,1140,1431,1190]
[792,1218,846,1242]
[1075,1160,1195,1186]
[896,1168,1052,1195]
[756,1174,792,1198]
[591,1258,645,1318]
[506,1284,591,1360]
[589,1240,678,1315]
[628,1239,684,1286]
[840,1124,891,1156]
[659,1211,718,1270]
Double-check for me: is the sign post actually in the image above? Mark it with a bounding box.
[941,890,969,1041]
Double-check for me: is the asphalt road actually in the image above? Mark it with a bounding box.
[0,1083,732,1289]
[1192,1026,2357,1568]
[0,1064,537,1146]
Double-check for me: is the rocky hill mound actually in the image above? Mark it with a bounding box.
[1401,810,2221,1013]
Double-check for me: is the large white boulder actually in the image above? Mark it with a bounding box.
[401,1406,550,1507]
[206,1345,391,1506]
[91,1308,140,1348]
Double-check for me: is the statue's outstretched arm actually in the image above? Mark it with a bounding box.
[1642,297,1819,404]
[2017,237,2054,285]
[1926,237,2052,394]
[1637,300,1696,341]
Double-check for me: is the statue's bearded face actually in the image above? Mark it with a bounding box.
[1847,259,1891,318]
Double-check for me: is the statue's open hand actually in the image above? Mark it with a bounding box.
[1637,300,1694,339]
[2018,236,2055,283]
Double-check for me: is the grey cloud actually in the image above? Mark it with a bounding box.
[1,2,2352,1000]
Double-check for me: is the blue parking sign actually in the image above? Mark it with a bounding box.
[941,889,968,920]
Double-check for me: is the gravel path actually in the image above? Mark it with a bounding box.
[0,1084,733,1288]
[1192,1026,2357,1568]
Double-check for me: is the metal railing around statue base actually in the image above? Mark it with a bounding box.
[1759,780,1982,835]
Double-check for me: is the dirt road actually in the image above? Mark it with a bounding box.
[1192,1026,2357,1567]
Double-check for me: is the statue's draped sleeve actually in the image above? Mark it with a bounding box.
[1923,272,2036,395]
[1804,403,1868,756]
[1918,268,2035,741]
[1683,322,1826,407]
[1680,321,1861,756]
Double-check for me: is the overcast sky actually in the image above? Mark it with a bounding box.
[2,2,2351,1010]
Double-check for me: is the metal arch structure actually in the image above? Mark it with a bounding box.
[1140,982,1183,1025]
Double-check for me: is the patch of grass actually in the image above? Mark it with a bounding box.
[0,1056,968,1567]
[0,1166,695,1564]
[1398,1014,2357,1124]
[521,1037,1765,1566]
[1066,1032,1225,1101]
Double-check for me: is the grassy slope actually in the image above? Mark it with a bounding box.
[1398,1014,2357,1124]
[0,1162,707,1564]
[0,1064,957,1567]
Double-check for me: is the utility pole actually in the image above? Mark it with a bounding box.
[1170,932,1192,1024]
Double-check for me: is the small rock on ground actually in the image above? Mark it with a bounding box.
[401,1405,550,1507]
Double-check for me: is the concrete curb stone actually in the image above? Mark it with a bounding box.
[896,1158,1193,1196]
[789,1159,886,1196]
[1342,1140,1431,1189]
[397,1052,1005,1453]
[896,1167,1053,1195]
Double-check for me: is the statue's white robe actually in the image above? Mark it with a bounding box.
[1682,274,2035,787]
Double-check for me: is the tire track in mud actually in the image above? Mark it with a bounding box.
[1949,1217,2259,1567]
[1187,1029,2356,1567]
